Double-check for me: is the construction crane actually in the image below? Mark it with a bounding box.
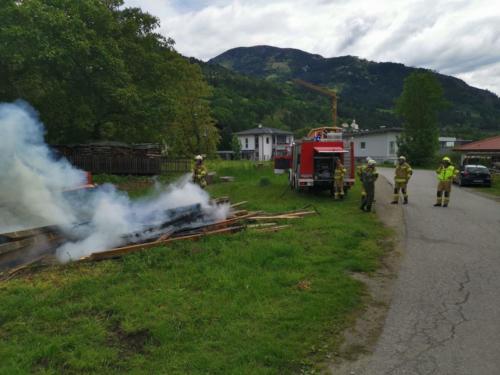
[293,79,338,127]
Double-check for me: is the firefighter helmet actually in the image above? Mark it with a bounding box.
[194,155,203,161]
[368,159,376,166]
[398,156,406,161]
[442,156,451,162]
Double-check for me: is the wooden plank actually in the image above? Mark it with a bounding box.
[230,201,248,208]
[171,213,257,237]
[0,225,57,240]
[0,237,36,255]
[255,210,316,217]
[250,216,302,220]
[0,234,61,274]
[0,233,60,256]
[246,223,278,228]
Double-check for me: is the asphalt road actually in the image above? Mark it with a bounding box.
[339,168,500,375]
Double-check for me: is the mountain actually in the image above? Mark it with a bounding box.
[209,45,500,135]
[193,58,333,149]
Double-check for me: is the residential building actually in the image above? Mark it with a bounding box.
[235,126,294,161]
[439,137,471,153]
[454,135,500,169]
[346,128,402,163]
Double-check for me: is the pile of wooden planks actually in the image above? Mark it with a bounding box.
[1,200,316,278]
[79,204,316,262]
[0,226,63,276]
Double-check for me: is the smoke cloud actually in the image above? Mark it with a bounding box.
[0,101,229,262]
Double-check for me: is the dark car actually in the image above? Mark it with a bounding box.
[455,165,491,187]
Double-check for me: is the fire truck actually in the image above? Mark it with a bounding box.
[289,127,355,192]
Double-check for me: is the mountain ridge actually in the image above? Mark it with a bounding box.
[208,45,500,133]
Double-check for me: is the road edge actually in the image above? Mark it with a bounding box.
[327,174,406,374]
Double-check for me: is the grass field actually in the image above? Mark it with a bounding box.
[476,173,500,196]
[0,161,391,374]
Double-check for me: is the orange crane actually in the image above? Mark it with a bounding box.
[293,79,338,127]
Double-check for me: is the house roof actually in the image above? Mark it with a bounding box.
[454,135,500,152]
[346,127,402,137]
[235,127,293,136]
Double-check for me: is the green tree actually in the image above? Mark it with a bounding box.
[231,135,241,159]
[166,69,220,157]
[0,0,219,155]
[395,71,447,166]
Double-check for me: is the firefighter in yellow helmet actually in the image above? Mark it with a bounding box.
[360,159,378,212]
[434,156,458,207]
[357,157,372,203]
[192,155,207,188]
[391,156,413,204]
[333,157,347,200]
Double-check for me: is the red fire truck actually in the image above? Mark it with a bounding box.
[289,127,355,192]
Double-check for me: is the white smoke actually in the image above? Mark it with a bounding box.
[0,101,85,231]
[0,101,229,262]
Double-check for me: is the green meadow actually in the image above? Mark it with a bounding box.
[0,161,391,374]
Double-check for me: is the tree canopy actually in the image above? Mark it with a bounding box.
[396,72,447,166]
[0,0,218,155]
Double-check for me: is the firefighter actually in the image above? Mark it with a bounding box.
[360,159,378,212]
[333,157,346,200]
[192,155,207,188]
[357,157,372,203]
[391,156,413,204]
[434,156,458,207]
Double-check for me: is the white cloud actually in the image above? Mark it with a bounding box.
[124,0,500,96]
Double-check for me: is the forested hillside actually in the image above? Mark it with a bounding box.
[210,45,500,138]
[196,60,335,149]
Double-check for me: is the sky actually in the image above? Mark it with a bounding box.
[124,0,500,96]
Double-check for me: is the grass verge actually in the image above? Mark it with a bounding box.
[0,161,391,374]
[475,173,500,196]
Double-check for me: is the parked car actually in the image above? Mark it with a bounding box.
[454,165,492,187]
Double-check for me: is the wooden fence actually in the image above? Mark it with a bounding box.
[66,155,190,175]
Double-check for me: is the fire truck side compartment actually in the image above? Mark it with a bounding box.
[291,138,355,191]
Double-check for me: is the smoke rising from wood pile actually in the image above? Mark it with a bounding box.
[0,101,229,263]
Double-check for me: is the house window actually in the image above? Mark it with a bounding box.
[389,141,396,155]
[360,141,366,150]
[266,137,269,144]
[245,138,248,148]
[276,135,286,144]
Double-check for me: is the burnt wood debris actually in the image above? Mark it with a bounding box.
[0,199,316,280]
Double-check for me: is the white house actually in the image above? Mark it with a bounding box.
[236,126,294,161]
[438,136,471,153]
[347,127,402,163]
